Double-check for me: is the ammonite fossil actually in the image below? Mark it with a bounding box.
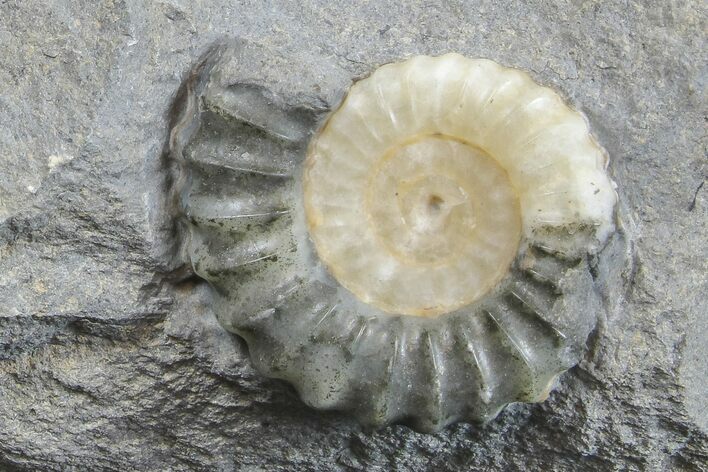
[170,43,617,432]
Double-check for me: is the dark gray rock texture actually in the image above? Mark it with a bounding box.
[0,1,705,470]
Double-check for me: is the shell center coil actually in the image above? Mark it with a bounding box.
[305,132,522,317]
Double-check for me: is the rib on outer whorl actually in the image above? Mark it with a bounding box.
[175,47,618,432]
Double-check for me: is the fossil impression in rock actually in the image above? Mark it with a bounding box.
[170,45,617,432]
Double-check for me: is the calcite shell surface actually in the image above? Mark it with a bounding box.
[171,44,617,432]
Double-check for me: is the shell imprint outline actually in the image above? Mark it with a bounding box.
[171,43,617,432]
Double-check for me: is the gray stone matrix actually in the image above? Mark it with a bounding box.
[0,1,705,470]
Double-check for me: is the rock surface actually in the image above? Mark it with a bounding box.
[0,1,705,470]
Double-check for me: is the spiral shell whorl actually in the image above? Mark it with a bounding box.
[175,46,616,431]
[304,53,615,317]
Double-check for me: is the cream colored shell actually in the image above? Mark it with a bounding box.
[304,54,616,317]
[173,44,619,431]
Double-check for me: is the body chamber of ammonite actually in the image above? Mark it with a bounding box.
[170,45,617,432]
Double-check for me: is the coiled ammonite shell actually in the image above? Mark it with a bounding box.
[171,46,617,432]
